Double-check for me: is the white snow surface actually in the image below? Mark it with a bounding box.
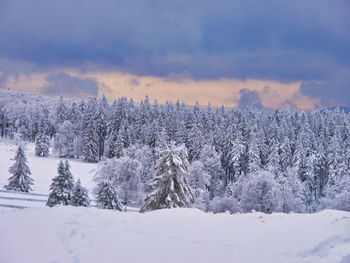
[0,139,97,196]
[0,140,350,263]
[0,207,349,263]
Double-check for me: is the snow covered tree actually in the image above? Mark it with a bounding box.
[114,157,143,207]
[54,120,75,158]
[83,118,99,163]
[95,96,108,160]
[95,181,122,210]
[230,129,247,180]
[247,130,261,174]
[46,160,75,207]
[94,156,144,208]
[276,169,305,213]
[322,171,350,211]
[330,191,350,211]
[140,142,194,212]
[240,171,282,213]
[187,123,203,162]
[199,144,224,198]
[123,144,155,185]
[5,146,34,192]
[155,127,169,150]
[55,95,68,127]
[35,120,50,157]
[113,129,125,158]
[71,179,90,207]
[188,161,210,211]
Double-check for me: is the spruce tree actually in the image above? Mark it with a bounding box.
[83,119,99,163]
[46,160,75,207]
[54,121,75,158]
[95,181,122,210]
[140,142,194,212]
[35,120,50,157]
[71,179,91,207]
[5,146,34,192]
[199,144,224,198]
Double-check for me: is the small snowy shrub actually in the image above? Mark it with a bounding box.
[209,196,241,214]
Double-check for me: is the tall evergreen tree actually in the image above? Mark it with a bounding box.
[140,142,194,212]
[5,146,33,192]
[46,160,75,207]
[35,120,50,157]
[199,144,224,198]
[55,95,68,128]
[95,98,108,160]
[83,119,99,163]
[54,120,75,158]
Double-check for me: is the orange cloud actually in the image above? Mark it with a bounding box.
[2,69,319,110]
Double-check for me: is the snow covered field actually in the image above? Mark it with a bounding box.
[0,140,350,263]
[0,207,349,263]
[0,139,97,197]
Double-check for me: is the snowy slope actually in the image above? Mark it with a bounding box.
[0,139,97,196]
[0,207,350,263]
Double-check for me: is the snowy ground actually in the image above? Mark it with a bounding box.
[0,207,349,263]
[0,140,350,263]
[0,139,97,197]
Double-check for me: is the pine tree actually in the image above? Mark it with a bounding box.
[95,98,108,160]
[35,120,50,157]
[247,130,261,174]
[140,142,194,212]
[71,179,90,207]
[105,130,118,159]
[55,95,68,127]
[187,123,203,162]
[113,129,125,158]
[5,146,34,192]
[95,181,122,210]
[199,144,224,198]
[54,120,75,158]
[46,160,75,207]
[230,130,247,180]
[83,119,99,163]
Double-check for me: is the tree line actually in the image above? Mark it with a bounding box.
[1,90,349,213]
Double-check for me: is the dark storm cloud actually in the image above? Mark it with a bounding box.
[300,69,350,106]
[0,0,349,82]
[42,72,98,97]
[237,89,263,109]
[0,58,37,86]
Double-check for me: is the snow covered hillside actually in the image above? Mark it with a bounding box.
[0,139,97,197]
[0,207,349,263]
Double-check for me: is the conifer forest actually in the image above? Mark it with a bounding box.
[1,90,349,214]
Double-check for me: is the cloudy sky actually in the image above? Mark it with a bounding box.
[0,0,349,109]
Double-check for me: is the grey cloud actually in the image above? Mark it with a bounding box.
[238,89,263,109]
[128,78,141,87]
[0,0,349,83]
[42,72,98,97]
[300,69,350,106]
